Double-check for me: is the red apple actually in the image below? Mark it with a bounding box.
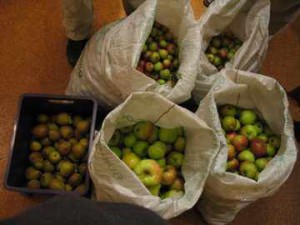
[250,138,267,157]
[161,165,177,185]
[226,158,239,171]
[227,144,236,160]
[232,135,248,152]
[226,132,237,143]
[170,177,184,191]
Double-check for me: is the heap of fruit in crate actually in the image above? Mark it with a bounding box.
[219,105,281,181]
[25,112,90,194]
[205,31,243,70]
[136,21,180,87]
[108,121,185,199]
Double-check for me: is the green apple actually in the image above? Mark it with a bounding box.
[159,49,168,59]
[239,161,258,180]
[167,152,184,169]
[239,110,257,125]
[122,152,141,170]
[253,122,263,134]
[266,143,276,157]
[158,79,166,85]
[221,116,237,131]
[255,158,268,172]
[174,136,186,152]
[161,165,177,185]
[30,141,42,152]
[110,147,122,158]
[238,150,255,163]
[133,141,149,158]
[268,136,281,149]
[156,158,166,168]
[124,133,137,148]
[147,184,161,196]
[219,104,238,117]
[161,190,184,199]
[159,127,178,144]
[160,69,171,80]
[257,133,268,142]
[148,141,167,159]
[134,159,162,186]
[240,125,257,140]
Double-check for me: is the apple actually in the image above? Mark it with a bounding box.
[166,43,176,54]
[150,52,160,63]
[266,143,276,157]
[227,51,235,60]
[232,135,248,152]
[159,127,178,144]
[170,177,184,191]
[161,165,177,185]
[167,152,184,169]
[255,158,268,172]
[213,56,222,66]
[159,49,168,59]
[132,141,149,158]
[156,158,166,168]
[238,150,255,163]
[239,109,257,125]
[240,125,257,140]
[124,133,137,148]
[147,184,161,196]
[219,105,238,117]
[235,120,241,131]
[145,62,154,72]
[218,48,228,59]
[206,53,214,63]
[221,116,237,131]
[239,161,258,180]
[122,152,141,170]
[226,158,239,172]
[149,42,158,51]
[154,62,163,72]
[110,146,122,158]
[134,121,155,141]
[162,59,171,69]
[134,159,162,186]
[160,69,171,80]
[148,125,158,143]
[257,133,268,142]
[227,144,236,160]
[159,40,168,48]
[148,141,167,159]
[253,122,263,134]
[174,136,186,152]
[211,36,221,48]
[250,138,267,157]
[208,46,218,55]
[161,190,184,199]
[226,132,237,144]
[268,136,281,149]
[143,50,152,60]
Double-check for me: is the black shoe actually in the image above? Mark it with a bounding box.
[66,39,88,67]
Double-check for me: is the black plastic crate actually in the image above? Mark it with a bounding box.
[4,93,98,196]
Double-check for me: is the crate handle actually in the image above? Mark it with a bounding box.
[48,99,75,104]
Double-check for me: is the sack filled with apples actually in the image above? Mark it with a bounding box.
[194,69,298,225]
[66,0,200,109]
[192,0,270,101]
[89,92,220,219]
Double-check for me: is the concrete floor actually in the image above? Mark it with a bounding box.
[0,1,299,225]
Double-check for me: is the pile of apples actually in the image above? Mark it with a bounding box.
[24,112,90,194]
[219,105,281,181]
[136,21,180,87]
[108,121,185,199]
[205,31,242,70]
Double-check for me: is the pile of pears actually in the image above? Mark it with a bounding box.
[205,31,242,70]
[136,21,180,87]
[25,112,91,194]
[108,121,186,199]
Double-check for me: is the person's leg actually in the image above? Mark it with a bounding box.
[62,0,93,66]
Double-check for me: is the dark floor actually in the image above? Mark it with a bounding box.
[0,1,299,225]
